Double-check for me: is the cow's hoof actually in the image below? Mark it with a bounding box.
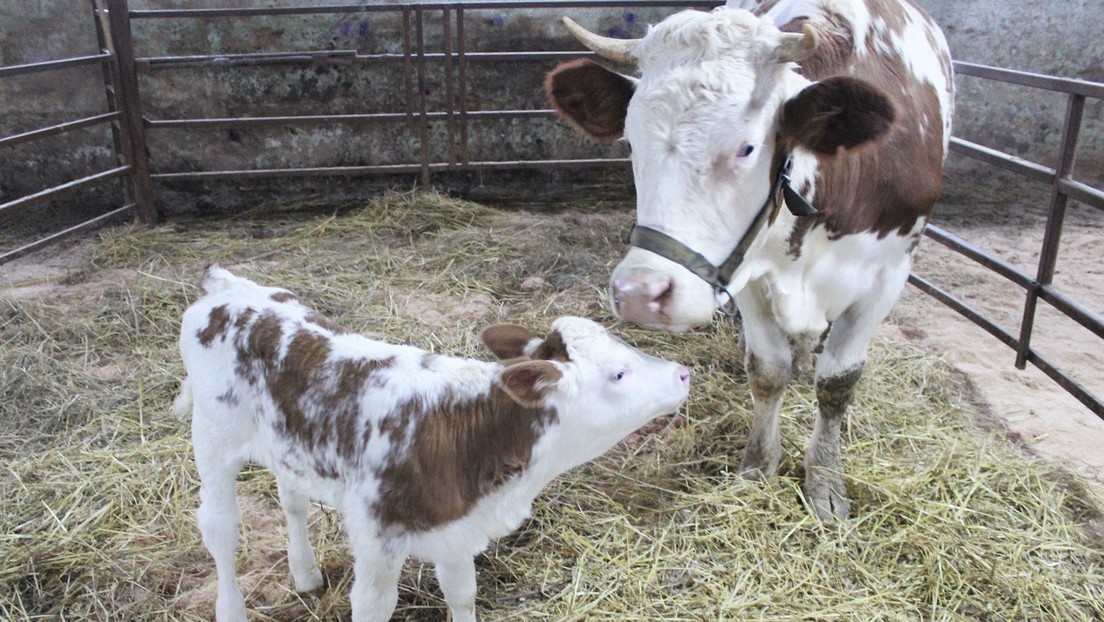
[739,451,779,482]
[804,478,850,521]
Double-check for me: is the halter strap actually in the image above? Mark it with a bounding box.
[627,154,817,316]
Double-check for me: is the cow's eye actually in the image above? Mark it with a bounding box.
[611,368,630,383]
[737,143,756,158]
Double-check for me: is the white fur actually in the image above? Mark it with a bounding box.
[177,268,689,622]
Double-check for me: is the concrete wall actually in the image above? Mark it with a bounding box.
[1,0,1101,223]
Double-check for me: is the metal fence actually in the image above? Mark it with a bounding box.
[1,0,1102,418]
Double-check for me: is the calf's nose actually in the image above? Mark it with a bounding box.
[611,268,672,327]
[677,365,691,389]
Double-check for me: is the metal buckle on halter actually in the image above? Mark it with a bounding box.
[714,285,739,317]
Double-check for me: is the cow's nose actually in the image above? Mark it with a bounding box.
[611,268,672,327]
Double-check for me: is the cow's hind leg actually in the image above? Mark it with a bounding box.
[736,283,793,481]
[806,276,906,520]
[193,423,248,622]
[276,478,324,593]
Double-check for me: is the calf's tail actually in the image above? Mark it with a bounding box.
[171,376,194,419]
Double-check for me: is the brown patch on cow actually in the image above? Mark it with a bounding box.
[746,352,791,403]
[420,353,440,369]
[373,385,558,532]
[305,311,349,335]
[216,387,240,407]
[781,77,896,156]
[768,1,948,241]
[532,330,571,363]
[481,324,536,360]
[545,59,635,143]
[235,311,284,386]
[233,307,256,330]
[815,364,864,417]
[271,291,298,303]
[197,305,231,347]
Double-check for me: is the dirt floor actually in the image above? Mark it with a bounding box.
[889,165,1104,493]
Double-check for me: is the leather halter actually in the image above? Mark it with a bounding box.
[627,154,817,316]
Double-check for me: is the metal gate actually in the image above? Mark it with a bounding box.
[1,0,1102,418]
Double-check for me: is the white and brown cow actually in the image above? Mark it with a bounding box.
[546,0,953,519]
[174,266,689,622]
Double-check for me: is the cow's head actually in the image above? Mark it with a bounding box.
[547,8,895,332]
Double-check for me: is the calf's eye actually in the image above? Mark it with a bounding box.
[737,143,755,158]
[611,368,629,383]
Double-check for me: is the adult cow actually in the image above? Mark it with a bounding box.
[546,0,953,519]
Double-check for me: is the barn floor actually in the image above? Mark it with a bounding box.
[1,189,1102,620]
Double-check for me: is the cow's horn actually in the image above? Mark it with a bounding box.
[562,16,640,65]
[776,24,818,63]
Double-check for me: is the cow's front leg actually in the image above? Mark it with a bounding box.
[805,363,863,520]
[736,284,793,481]
[805,270,905,520]
[344,495,404,622]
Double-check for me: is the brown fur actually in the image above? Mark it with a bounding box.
[481,324,537,360]
[373,386,558,531]
[545,59,635,143]
[197,305,231,347]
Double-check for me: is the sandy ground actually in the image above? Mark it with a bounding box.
[3,171,1102,494]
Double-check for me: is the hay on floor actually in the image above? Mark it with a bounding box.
[1,191,1101,621]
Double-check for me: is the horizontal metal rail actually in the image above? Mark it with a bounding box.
[0,112,120,150]
[136,50,587,71]
[922,225,1035,290]
[146,109,557,130]
[0,166,131,221]
[0,203,135,266]
[955,61,1104,100]
[150,158,628,181]
[128,0,706,19]
[0,53,112,78]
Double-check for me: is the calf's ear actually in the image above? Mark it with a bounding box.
[499,360,564,408]
[779,76,895,155]
[481,324,538,360]
[545,59,635,143]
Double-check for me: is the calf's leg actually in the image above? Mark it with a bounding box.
[193,424,248,622]
[344,495,404,622]
[736,283,794,480]
[276,478,324,592]
[436,557,478,622]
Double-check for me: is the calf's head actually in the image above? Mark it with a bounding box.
[483,317,690,453]
[547,9,895,332]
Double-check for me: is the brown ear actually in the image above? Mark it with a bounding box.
[780,76,895,155]
[499,360,563,408]
[545,59,635,143]
[481,324,538,360]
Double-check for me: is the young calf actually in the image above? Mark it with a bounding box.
[174,266,690,622]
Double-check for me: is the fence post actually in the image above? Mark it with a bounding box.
[104,0,156,224]
[1014,92,1085,369]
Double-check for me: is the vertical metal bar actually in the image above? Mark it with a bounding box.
[414,6,431,185]
[402,7,414,123]
[105,0,157,224]
[91,0,129,201]
[1015,92,1085,369]
[442,7,456,168]
[456,5,469,166]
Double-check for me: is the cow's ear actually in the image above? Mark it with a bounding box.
[545,59,635,143]
[780,76,895,155]
[499,360,564,408]
[481,324,539,360]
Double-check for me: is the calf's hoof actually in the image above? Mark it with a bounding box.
[293,567,325,594]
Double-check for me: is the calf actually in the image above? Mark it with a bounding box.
[173,266,690,622]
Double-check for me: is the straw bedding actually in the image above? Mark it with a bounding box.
[1,191,1101,620]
